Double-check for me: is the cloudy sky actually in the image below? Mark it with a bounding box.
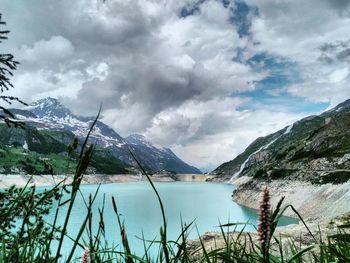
[2,0,350,171]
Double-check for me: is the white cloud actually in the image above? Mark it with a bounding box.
[10,69,84,103]
[16,36,74,63]
[328,67,349,83]
[171,107,306,168]
[246,0,350,106]
[247,0,349,60]
[86,62,110,81]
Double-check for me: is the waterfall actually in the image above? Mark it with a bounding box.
[228,144,266,183]
[228,123,294,183]
[283,123,294,135]
[228,155,252,183]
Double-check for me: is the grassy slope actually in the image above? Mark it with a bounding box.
[0,124,129,175]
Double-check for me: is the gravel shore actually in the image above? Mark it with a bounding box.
[0,173,211,188]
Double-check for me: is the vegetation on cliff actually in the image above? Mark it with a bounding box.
[214,100,350,184]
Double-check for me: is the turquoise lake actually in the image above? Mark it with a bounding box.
[46,181,297,260]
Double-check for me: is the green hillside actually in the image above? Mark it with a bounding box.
[213,102,350,184]
[0,124,129,175]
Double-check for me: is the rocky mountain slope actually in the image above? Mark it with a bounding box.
[126,134,200,173]
[213,99,350,184]
[0,97,201,174]
[0,123,129,175]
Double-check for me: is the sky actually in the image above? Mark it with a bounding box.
[1,0,350,172]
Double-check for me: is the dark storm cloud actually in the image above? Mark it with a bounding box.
[73,62,203,117]
[327,0,350,15]
[337,48,350,61]
[318,40,350,64]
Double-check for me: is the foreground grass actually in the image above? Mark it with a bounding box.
[0,120,349,262]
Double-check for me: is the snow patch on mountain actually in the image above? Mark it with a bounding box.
[13,97,201,173]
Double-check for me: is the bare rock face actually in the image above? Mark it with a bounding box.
[249,149,269,164]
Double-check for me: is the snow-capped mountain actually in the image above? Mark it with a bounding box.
[11,97,201,174]
[21,98,126,148]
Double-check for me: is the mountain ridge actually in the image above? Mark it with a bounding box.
[1,97,201,174]
[213,98,350,184]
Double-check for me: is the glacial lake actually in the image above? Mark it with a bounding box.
[46,181,297,260]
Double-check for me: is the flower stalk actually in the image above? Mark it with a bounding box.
[258,186,271,263]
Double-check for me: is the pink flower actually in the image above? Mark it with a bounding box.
[81,249,90,263]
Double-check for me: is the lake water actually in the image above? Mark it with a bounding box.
[46,181,297,260]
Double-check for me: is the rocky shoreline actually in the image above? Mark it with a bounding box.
[232,176,350,248]
[231,176,350,222]
[188,176,350,258]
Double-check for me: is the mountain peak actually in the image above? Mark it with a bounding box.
[31,97,61,107]
[28,97,71,119]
